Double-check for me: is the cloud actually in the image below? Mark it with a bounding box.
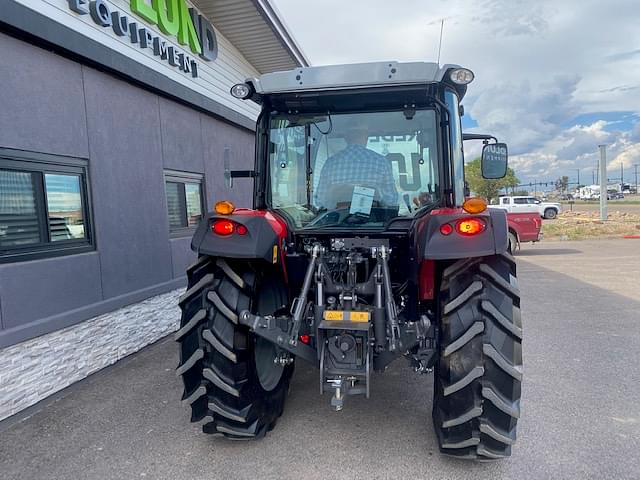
[508,120,640,184]
[555,121,615,160]
[473,0,550,37]
[272,0,640,185]
[606,49,640,62]
[468,75,581,155]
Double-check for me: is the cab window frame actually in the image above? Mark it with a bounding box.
[444,89,466,206]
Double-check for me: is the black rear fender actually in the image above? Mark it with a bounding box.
[417,208,508,260]
[191,211,286,264]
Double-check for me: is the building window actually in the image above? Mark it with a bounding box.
[164,170,205,235]
[0,149,93,262]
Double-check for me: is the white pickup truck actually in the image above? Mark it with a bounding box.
[492,196,562,219]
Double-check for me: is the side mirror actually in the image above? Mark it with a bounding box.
[481,142,508,179]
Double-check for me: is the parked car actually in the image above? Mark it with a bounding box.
[494,195,562,219]
[506,212,543,253]
[594,192,625,200]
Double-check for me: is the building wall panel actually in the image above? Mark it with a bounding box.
[159,97,205,174]
[0,32,89,158]
[82,67,174,299]
[201,113,255,208]
[169,237,196,279]
[0,252,103,330]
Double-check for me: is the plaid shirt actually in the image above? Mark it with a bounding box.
[315,145,398,208]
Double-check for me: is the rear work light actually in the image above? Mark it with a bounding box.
[230,83,252,99]
[456,218,486,236]
[211,219,248,236]
[449,68,475,85]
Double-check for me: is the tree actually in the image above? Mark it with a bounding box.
[464,157,520,202]
[555,176,569,193]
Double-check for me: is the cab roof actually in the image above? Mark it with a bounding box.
[246,61,469,100]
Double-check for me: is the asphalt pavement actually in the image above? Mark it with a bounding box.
[1,239,639,479]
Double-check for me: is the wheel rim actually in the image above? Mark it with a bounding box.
[254,337,284,392]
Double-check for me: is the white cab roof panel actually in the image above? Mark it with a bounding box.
[249,61,463,94]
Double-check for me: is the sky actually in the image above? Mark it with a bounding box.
[271,0,640,187]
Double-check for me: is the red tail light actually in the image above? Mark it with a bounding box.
[212,219,249,236]
[440,223,454,236]
[212,219,235,236]
[456,218,486,236]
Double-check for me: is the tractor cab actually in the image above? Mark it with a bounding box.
[230,62,475,226]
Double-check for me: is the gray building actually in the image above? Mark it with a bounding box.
[0,0,308,421]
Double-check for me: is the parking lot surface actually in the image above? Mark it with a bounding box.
[1,239,639,479]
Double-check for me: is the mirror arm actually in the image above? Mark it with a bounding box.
[462,133,498,143]
[224,169,256,188]
[229,170,257,178]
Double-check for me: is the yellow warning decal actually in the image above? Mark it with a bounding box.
[324,310,344,321]
[272,245,278,264]
[323,311,370,322]
[349,311,370,323]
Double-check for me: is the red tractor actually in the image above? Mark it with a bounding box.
[176,62,522,459]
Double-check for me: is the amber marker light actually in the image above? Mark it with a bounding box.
[214,200,235,215]
[462,197,487,214]
[456,218,487,236]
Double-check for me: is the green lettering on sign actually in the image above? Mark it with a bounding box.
[129,0,202,55]
[130,0,157,24]
[177,0,202,55]
[153,0,179,37]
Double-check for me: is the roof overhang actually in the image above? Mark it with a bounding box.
[192,0,309,74]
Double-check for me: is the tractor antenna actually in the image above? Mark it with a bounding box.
[437,19,445,65]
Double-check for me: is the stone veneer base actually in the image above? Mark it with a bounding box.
[0,289,182,422]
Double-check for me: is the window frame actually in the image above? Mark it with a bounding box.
[265,108,442,227]
[444,89,466,206]
[163,169,206,238]
[0,148,94,264]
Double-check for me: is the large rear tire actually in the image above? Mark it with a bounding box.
[175,256,293,439]
[433,254,522,459]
